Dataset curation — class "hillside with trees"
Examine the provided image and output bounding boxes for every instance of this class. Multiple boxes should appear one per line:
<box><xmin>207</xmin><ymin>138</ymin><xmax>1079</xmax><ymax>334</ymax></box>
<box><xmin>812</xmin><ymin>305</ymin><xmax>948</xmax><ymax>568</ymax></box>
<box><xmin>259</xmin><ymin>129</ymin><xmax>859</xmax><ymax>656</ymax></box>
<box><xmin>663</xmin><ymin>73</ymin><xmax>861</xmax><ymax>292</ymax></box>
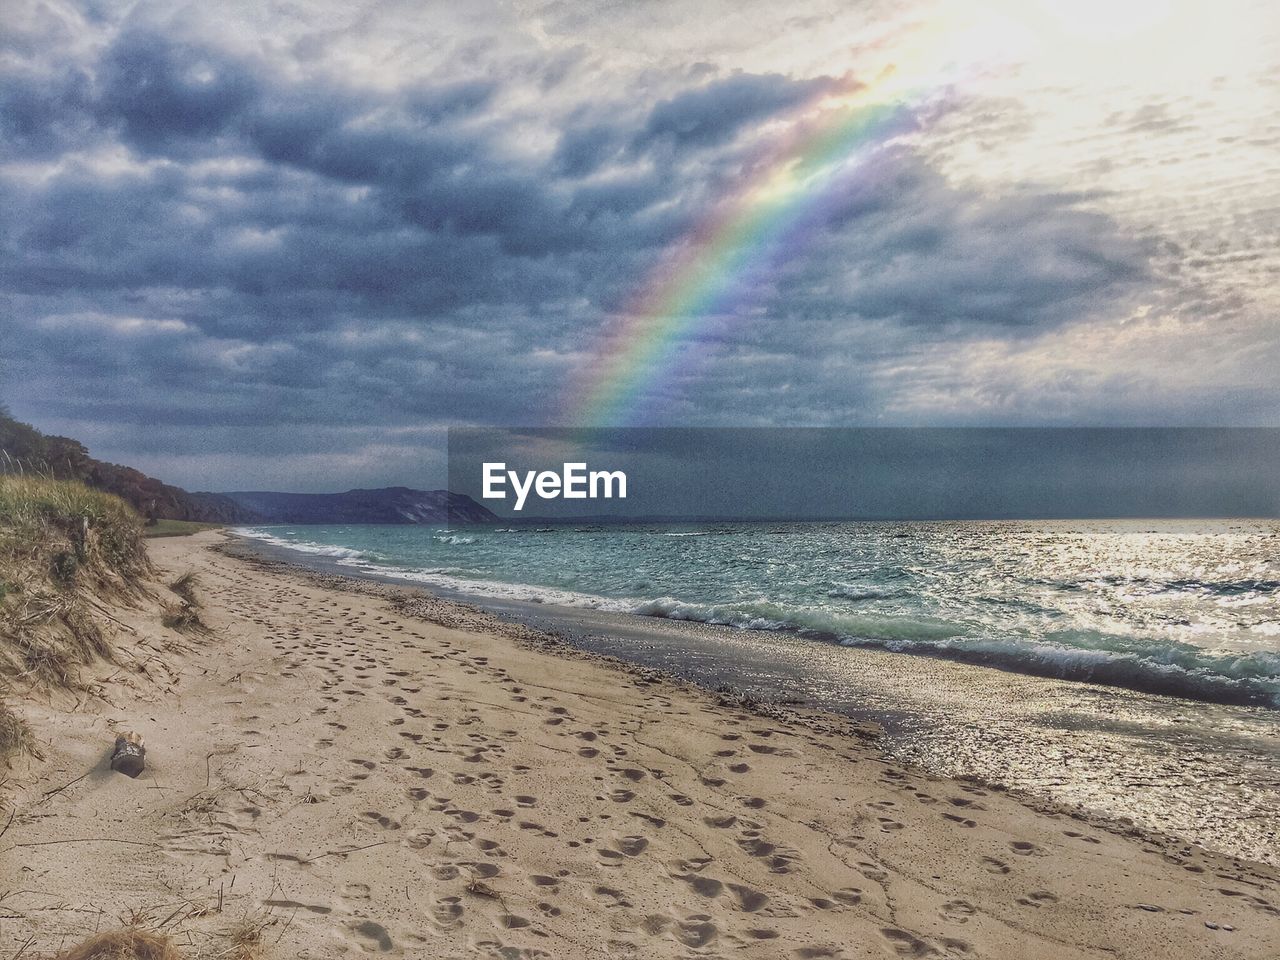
<box><xmin>0</xmin><ymin>408</ymin><xmax>253</xmax><ymax>523</ymax></box>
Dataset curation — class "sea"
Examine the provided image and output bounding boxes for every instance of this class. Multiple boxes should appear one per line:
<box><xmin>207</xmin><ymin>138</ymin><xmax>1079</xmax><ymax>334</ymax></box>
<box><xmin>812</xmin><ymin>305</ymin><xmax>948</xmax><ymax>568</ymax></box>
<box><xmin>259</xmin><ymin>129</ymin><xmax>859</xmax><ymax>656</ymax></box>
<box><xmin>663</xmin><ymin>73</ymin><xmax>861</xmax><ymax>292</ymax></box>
<box><xmin>235</xmin><ymin>519</ymin><xmax>1280</xmax><ymax>863</ymax></box>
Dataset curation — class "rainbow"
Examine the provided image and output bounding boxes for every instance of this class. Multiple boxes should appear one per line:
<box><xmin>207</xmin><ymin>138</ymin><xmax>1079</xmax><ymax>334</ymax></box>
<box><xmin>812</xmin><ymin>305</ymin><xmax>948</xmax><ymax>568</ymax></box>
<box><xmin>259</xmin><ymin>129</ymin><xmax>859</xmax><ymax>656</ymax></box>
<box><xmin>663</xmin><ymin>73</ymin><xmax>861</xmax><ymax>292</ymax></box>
<box><xmin>562</xmin><ymin>16</ymin><xmax>997</xmax><ymax>427</ymax></box>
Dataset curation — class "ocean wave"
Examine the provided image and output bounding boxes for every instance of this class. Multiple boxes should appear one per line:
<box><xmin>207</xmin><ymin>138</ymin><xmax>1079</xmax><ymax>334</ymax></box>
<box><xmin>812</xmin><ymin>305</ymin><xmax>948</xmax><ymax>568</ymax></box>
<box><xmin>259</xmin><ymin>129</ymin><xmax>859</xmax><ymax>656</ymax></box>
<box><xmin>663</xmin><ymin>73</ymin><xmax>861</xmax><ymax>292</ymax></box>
<box><xmin>630</xmin><ymin>595</ymin><xmax>1280</xmax><ymax>707</ymax></box>
<box><xmin>234</xmin><ymin>527</ymin><xmax>375</xmax><ymax>561</ymax></box>
<box><xmin>838</xmin><ymin>635</ymin><xmax>1280</xmax><ymax>707</ymax></box>
<box><xmin>339</xmin><ymin>562</ymin><xmax>637</xmax><ymax>613</ymax></box>
<box><xmin>1080</xmin><ymin>575</ymin><xmax>1280</xmax><ymax>597</ymax></box>
<box><xmin>1161</xmin><ymin>577</ymin><xmax>1280</xmax><ymax>597</ymax></box>
<box><xmin>633</xmin><ymin>597</ymin><xmax>964</xmax><ymax>643</ymax></box>
<box><xmin>661</xmin><ymin>528</ymin><xmax>742</xmax><ymax>537</ymax></box>
<box><xmin>826</xmin><ymin>586</ymin><xmax>902</xmax><ymax>601</ymax></box>
<box><xmin>432</xmin><ymin>533</ymin><xmax>476</xmax><ymax>545</ymax></box>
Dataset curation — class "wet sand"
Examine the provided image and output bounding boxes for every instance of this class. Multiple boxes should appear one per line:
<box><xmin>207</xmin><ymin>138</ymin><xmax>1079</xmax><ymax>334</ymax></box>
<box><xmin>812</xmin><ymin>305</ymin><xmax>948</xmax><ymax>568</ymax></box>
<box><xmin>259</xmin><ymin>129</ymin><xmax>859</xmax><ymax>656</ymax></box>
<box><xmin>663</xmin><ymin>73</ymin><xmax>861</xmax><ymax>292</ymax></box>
<box><xmin>4</xmin><ymin>531</ymin><xmax>1279</xmax><ymax>958</ymax></box>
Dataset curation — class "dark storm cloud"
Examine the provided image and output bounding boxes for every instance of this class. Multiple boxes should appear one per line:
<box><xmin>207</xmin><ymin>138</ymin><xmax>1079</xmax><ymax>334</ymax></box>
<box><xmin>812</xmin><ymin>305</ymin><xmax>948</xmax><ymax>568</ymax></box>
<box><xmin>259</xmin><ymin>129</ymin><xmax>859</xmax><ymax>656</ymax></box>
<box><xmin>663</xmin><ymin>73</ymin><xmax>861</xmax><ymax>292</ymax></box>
<box><xmin>551</xmin><ymin>71</ymin><xmax>835</xmax><ymax>177</ymax></box>
<box><xmin>780</xmin><ymin>157</ymin><xmax>1151</xmax><ymax>328</ymax></box>
<box><xmin>633</xmin><ymin>72</ymin><xmax>834</xmax><ymax>153</ymax></box>
<box><xmin>0</xmin><ymin>9</ymin><xmax>1166</xmax><ymax>487</ymax></box>
<box><xmin>98</xmin><ymin>31</ymin><xmax>262</xmax><ymax>151</ymax></box>
<box><xmin>0</xmin><ymin>61</ymin><xmax>95</xmax><ymax>158</ymax></box>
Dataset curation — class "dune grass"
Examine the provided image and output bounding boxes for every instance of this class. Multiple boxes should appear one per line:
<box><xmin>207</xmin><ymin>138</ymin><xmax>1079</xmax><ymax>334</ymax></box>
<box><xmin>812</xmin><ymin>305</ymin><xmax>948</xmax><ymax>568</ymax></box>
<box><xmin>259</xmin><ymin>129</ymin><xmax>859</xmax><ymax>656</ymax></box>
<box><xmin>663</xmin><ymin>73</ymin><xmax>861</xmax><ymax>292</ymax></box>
<box><xmin>46</xmin><ymin>915</ymin><xmax>269</xmax><ymax>960</ymax></box>
<box><xmin>0</xmin><ymin>695</ymin><xmax>38</xmax><ymax>762</ymax></box>
<box><xmin>161</xmin><ymin>601</ymin><xmax>208</xmax><ymax>634</ymax></box>
<box><xmin>169</xmin><ymin>572</ymin><xmax>201</xmax><ymax>607</ymax></box>
<box><xmin>144</xmin><ymin>519</ymin><xmax>222</xmax><ymax>539</ymax></box>
<box><xmin>161</xmin><ymin>572</ymin><xmax>209</xmax><ymax>634</ymax></box>
<box><xmin>0</xmin><ymin>475</ymin><xmax>150</xmax><ymax>582</ymax></box>
<box><xmin>0</xmin><ymin>475</ymin><xmax>152</xmax><ymax>690</ymax></box>
<box><xmin>205</xmin><ymin>914</ymin><xmax>271</xmax><ymax>960</ymax></box>
<box><xmin>53</xmin><ymin>928</ymin><xmax>181</xmax><ymax>960</ymax></box>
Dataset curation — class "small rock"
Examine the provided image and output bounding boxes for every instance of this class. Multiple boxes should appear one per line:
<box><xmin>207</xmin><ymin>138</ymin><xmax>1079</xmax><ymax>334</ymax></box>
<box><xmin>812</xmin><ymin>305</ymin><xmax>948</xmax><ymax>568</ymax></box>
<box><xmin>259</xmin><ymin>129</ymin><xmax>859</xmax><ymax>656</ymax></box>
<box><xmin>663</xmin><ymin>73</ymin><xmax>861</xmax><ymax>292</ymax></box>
<box><xmin>110</xmin><ymin>731</ymin><xmax>146</xmax><ymax>778</ymax></box>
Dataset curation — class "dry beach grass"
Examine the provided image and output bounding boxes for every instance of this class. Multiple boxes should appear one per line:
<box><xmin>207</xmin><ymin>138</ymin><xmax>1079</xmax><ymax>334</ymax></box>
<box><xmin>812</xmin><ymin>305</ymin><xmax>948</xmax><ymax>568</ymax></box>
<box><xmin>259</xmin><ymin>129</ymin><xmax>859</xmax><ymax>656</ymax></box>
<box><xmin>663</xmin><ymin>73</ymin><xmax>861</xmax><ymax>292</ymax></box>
<box><xmin>0</xmin><ymin>475</ymin><xmax>152</xmax><ymax>689</ymax></box>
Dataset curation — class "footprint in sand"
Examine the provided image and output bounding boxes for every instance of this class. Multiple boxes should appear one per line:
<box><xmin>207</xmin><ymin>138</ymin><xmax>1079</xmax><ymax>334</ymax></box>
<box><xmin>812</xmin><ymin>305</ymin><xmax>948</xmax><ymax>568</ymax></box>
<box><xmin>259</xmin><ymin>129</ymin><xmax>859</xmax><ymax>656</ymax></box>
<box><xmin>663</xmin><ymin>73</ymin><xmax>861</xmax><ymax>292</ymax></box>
<box><xmin>592</xmin><ymin>885</ymin><xmax>634</xmax><ymax>908</ymax></box>
<box><xmin>431</xmin><ymin>896</ymin><xmax>464</xmax><ymax>929</ymax></box>
<box><xmin>672</xmin><ymin>917</ymin><xmax>718</xmax><ymax>949</ymax></box>
<box><xmin>613</xmin><ymin>835</ymin><xmax>649</xmax><ymax>856</ymax></box>
<box><xmin>675</xmin><ymin>872</ymin><xmax>724</xmax><ymax>898</ymax></box>
<box><xmin>857</xmin><ymin>862</ymin><xmax>889</xmax><ymax>883</ymax></box>
<box><xmin>728</xmin><ymin>884</ymin><xmax>770</xmax><ymax>912</ymax></box>
<box><xmin>880</xmin><ymin>928</ymin><xmax>937</xmax><ymax>958</ymax></box>
<box><xmin>350</xmin><ymin>920</ymin><xmax>393</xmax><ymax>952</ymax></box>
<box><xmin>1017</xmin><ymin>890</ymin><xmax>1059</xmax><ymax>908</ymax></box>
<box><xmin>941</xmin><ymin>899</ymin><xmax>976</xmax><ymax>922</ymax></box>
<box><xmin>1064</xmin><ymin>830</ymin><xmax>1101</xmax><ymax>845</ymax></box>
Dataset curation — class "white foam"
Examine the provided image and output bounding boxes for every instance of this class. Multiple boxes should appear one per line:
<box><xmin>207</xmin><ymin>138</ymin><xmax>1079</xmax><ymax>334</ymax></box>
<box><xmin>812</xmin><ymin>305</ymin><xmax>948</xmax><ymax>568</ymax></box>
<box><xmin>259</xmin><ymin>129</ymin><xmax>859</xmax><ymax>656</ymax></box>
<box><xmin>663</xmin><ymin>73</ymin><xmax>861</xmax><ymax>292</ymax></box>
<box><xmin>234</xmin><ymin>527</ymin><xmax>371</xmax><ymax>560</ymax></box>
<box><xmin>351</xmin><ymin>561</ymin><xmax>637</xmax><ymax>613</ymax></box>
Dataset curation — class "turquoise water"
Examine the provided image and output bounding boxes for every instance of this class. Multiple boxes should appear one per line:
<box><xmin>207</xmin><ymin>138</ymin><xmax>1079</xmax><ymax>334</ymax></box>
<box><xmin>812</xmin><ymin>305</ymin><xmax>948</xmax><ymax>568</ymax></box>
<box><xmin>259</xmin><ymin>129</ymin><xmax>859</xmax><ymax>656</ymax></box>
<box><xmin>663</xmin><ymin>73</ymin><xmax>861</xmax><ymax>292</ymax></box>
<box><xmin>237</xmin><ymin>519</ymin><xmax>1280</xmax><ymax>706</ymax></box>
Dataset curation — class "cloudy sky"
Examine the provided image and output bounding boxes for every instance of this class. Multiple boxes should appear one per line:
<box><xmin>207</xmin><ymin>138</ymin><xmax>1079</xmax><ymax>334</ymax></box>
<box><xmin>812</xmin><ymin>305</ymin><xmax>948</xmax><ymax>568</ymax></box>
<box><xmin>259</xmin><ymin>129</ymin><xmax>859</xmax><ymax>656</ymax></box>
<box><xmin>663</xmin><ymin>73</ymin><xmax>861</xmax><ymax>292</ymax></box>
<box><xmin>2</xmin><ymin>0</ymin><xmax>1278</xmax><ymax>490</ymax></box>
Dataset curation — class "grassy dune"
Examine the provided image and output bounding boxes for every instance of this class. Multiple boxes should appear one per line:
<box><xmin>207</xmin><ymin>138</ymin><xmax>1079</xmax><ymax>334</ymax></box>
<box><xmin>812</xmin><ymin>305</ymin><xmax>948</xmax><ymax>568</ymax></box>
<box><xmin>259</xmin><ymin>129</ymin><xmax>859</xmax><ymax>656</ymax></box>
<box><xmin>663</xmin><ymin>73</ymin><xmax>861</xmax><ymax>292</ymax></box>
<box><xmin>0</xmin><ymin>479</ymin><xmax>244</xmax><ymax>957</ymax></box>
<box><xmin>0</xmin><ymin>475</ymin><xmax>153</xmax><ymax>760</ymax></box>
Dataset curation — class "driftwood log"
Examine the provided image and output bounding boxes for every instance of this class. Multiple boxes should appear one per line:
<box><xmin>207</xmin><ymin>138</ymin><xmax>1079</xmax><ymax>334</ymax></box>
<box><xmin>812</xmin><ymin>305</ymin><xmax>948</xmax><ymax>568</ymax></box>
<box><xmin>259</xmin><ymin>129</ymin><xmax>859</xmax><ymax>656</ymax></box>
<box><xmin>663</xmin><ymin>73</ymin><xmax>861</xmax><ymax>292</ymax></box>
<box><xmin>110</xmin><ymin>731</ymin><xmax>146</xmax><ymax>778</ymax></box>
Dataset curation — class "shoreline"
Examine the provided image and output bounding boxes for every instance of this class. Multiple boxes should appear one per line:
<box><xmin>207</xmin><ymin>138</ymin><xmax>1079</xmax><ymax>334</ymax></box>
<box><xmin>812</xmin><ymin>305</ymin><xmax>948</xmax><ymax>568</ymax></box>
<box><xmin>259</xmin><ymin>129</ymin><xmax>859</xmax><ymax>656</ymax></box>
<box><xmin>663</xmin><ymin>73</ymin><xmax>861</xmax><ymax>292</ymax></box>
<box><xmin>224</xmin><ymin>531</ymin><xmax>1280</xmax><ymax>868</ymax></box>
<box><xmin>230</xmin><ymin>522</ymin><xmax>1280</xmax><ymax>711</ymax></box>
<box><xmin>5</xmin><ymin>530</ymin><xmax>1278</xmax><ymax>958</ymax></box>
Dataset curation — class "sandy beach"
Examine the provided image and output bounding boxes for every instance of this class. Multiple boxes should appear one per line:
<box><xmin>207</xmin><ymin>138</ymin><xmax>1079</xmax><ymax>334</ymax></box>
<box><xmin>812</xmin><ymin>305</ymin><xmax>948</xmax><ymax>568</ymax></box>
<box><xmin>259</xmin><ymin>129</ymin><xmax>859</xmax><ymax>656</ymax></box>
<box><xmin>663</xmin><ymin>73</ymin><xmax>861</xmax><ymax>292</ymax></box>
<box><xmin>4</xmin><ymin>530</ymin><xmax>1278</xmax><ymax>959</ymax></box>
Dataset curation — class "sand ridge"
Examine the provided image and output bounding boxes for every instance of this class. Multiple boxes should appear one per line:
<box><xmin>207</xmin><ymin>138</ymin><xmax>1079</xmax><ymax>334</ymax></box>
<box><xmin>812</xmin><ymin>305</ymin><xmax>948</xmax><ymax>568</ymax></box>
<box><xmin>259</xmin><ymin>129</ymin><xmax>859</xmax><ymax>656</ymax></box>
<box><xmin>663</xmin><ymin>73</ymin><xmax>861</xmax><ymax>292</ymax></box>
<box><xmin>3</xmin><ymin>531</ymin><xmax>1278</xmax><ymax>958</ymax></box>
